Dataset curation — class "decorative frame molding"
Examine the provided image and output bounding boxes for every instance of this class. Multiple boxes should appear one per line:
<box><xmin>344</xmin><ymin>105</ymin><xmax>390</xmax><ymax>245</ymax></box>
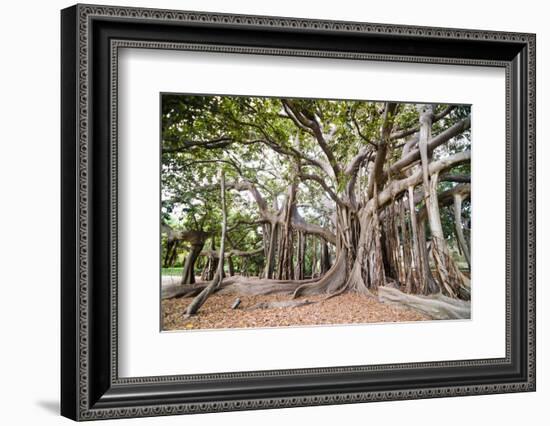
<box><xmin>61</xmin><ymin>3</ymin><xmax>535</xmax><ymax>421</ymax></box>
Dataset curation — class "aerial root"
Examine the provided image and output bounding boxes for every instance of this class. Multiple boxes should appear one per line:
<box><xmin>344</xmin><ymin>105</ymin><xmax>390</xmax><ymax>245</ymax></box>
<box><xmin>377</xmin><ymin>286</ymin><xmax>471</xmax><ymax>320</ymax></box>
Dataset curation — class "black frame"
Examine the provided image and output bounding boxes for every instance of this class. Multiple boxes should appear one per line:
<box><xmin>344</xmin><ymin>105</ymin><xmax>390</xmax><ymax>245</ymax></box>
<box><xmin>61</xmin><ymin>4</ymin><xmax>536</xmax><ymax>421</ymax></box>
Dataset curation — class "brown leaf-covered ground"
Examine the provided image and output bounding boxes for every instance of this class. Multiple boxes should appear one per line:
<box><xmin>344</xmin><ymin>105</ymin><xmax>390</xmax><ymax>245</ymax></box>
<box><xmin>162</xmin><ymin>293</ymin><xmax>430</xmax><ymax>331</ymax></box>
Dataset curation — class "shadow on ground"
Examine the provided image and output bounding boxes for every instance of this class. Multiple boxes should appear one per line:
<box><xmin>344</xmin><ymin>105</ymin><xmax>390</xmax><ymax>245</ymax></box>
<box><xmin>36</xmin><ymin>400</ymin><xmax>59</xmax><ymax>415</ymax></box>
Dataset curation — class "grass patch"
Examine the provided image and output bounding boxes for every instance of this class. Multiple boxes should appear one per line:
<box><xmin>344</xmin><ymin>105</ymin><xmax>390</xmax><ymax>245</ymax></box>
<box><xmin>162</xmin><ymin>267</ymin><xmax>183</xmax><ymax>276</ymax></box>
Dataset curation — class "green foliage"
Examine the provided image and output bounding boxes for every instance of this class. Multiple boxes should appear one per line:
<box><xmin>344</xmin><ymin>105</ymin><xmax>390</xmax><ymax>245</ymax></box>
<box><xmin>161</xmin><ymin>95</ymin><xmax>471</xmax><ymax>275</ymax></box>
<box><xmin>162</xmin><ymin>267</ymin><xmax>183</xmax><ymax>276</ymax></box>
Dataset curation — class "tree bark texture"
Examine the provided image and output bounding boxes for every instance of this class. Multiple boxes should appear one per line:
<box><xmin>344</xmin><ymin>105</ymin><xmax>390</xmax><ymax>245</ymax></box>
<box><xmin>184</xmin><ymin>170</ymin><xmax>228</xmax><ymax>316</ymax></box>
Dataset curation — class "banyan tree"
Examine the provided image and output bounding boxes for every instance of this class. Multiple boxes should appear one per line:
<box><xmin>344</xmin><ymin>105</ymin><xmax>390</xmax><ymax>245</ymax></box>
<box><xmin>161</xmin><ymin>95</ymin><xmax>472</xmax><ymax>318</ymax></box>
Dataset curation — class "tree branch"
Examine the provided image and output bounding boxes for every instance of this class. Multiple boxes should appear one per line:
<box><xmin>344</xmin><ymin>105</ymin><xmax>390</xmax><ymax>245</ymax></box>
<box><xmin>417</xmin><ymin>183</ymin><xmax>471</xmax><ymax>222</ymax></box>
<box><xmin>343</xmin><ymin>147</ymin><xmax>373</xmax><ymax>207</ymax></box>
<box><xmin>367</xmin><ymin>102</ymin><xmax>398</xmax><ymax>199</ymax></box>
<box><xmin>282</xmin><ymin>102</ymin><xmax>315</xmax><ymax>135</ymax></box>
<box><xmin>201</xmin><ymin>247</ymin><xmax>265</xmax><ymax>258</ymax></box>
<box><xmin>226</xmin><ymin>219</ymin><xmax>264</xmax><ymax>233</ymax></box>
<box><xmin>180</xmin><ymin>159</ymin><xmax>243</xmax><ymax>176</ymax></box>
<box><xmin>227</xmin><ymin>180</ymin><xmax>337</xmax><ymax>244</ymax></box>
<box><xmin>350</xmin><ymin>107</ymin><xmax>378</xmax><ymax>147</ymax></box>
<box><xmin>370</xmin><ymin>150</ymin><xmax>471</xmax><ymax>212</ymax></box>
<box><xmin>385</xmin><ymin>116</ymin><xmax>471</xmax><ymax>178</ymax></box>
<box><xmin>389</xmin><ymin>105</ymin><xmax>456</xmax><ymax>140</ymax></box>
<box><xmin>299</xmin><ymin>172</ymin><xmax>347</xmax><ymax>207</ymax></box>
<box><xmin>289</xmin><ymin>209</ymin><xmax>336</xmax><ymax>244</ymax></box>
<box><xmin>282</xmin><ymin>99</ymin><xmax>341</xmax><ymax>178</ymax></box>
<box><xmin>225</xmin><ymin>180</ymin><xmax>269</xmax><ymax>214</ymax></box>
<box><xmin>162</xmin><ymin>136</ymin><xmax>234</xmax><ymax>152</ymax></box>
<box><xmin>440</xmin><ymin>174</ymin><xmax>471</xmax><ymax>183</ymax></box>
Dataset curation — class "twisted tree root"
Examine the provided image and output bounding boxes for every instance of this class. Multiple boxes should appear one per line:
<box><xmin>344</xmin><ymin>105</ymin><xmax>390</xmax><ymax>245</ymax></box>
<box><xmin>377</xmin><ymin>286</ymin><xmax>470</xmax><ymax>320</ymax></box>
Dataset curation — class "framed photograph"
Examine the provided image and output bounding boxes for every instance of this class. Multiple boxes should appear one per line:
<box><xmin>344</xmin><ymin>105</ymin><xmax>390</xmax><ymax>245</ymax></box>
<box><xmin>61</xmin><ymin>4</ymin><xmax>536</xmax><ymax>421</ymax></box>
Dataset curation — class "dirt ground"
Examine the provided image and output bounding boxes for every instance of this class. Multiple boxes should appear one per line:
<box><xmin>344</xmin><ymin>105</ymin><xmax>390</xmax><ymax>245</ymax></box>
<box><xmin>162</xmin><ymin>293</ymin><xmax>430</xmax><ymax>331</ymax></box>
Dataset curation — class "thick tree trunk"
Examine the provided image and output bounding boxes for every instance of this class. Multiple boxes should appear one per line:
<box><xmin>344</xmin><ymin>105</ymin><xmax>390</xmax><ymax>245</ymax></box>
<box><xmin>382</xmin><ymin>201</ymin><xmax>403</xmax><ymax>284</ymax></box>
<box><xmin>228</xmin><ymin>256</ymin><xmax>235</xmax><ymax>276</ymax></box>
<box><xmin>262</xmin><ymin>223</ymin><xmax>270</xmax><ymax>254</ymax></box>
<box><xmin>163</xmin><ymin>241</ymin><xmax>175</xmax><ymax>268</ymax></box>
<box><xmin>418</xmin><ymin>105</ymin><xmax>434</xmax><ymax>197</ymax></box>
<box><xmin>289</xmin><ymin>151</ymin><xmax>470</xmax><ymax>300</ymax></box>
<box><xmin>204</xmin><ymin>257</ymin><xmax>215</xmax><ymax>280</ymax></box>
<box><xmin>425</xmin><ymin>172</ymin><xmax>470</xmax><ymax>299</ymax></box>
<box><xmin>241</xmin><ymin>257</ymin><xmax>249</xmax><ymax>276</ymax></box>
<box><xmin>167</xmin><ymin>241</ymin><xmax>179</xmax><ymax>267</ymax></box>
<box><xmin>311</xmin><ymin>236</ymin><xmax>318</xmax><ymax>278</ymax></box>
<box><xmin>180</xmin><ymin>242</ymin><xmax>204</xmax><ymax>284</ymax></box>
<box><xmin>264</xmin><ymin>222</ymin><xmax>278</xmax><ymax>279</ymax></box>
<box><xmin>294</xmin><ymin>231</ymin><xmax>306</xmax><ymax>280</ymax></box>
<box><xmin>184</xmin><ymin>170</ymin><xmax>228</xmax><ymax>316</ymax></box>
<box><xmin>320</xmin><ymin>239</ymin><xmax>331</xmax><ymax>274</ymax></box>
<box><xmin>292</xmin><ymin>250</ymin><xmax>348</xmax><ymax>297</ymax></box>
<box><xmin>200</xmin><ymin>263</ymin><xmax>208</xmax><ymax>281</ymax></box>
<box><xmin>203</xmin><ymin>237</ymin><xmax>218</xmax><ymax>281</ymax></box>
<box><xmin>398</xmin><ymin>197</ymin><xmax>413</xmax><ymax>292</ymax></box>
<box><xmin>277</xmin><ymin>185</ymin><xmax>296</xmax><ymax>280</ymax></box>
<box><xmin>407</xmin><ymin>186</ymin><xmax>424</xmax><ymax>294</ymax></box>
<box><xmin>293</xmin><ymin>200</ymin><xmax>384</xmax><ymax>298</ymax></box>
<box><xmin>418</xmin><ymin>218</ymin><xmax>439</xmax><ymax>294</ymax></box>
<box><xmin>354</xmin><ymin>189</ymin><xmax>387</xmax><ymax>292</ymax></box>
<box><xmin>258</xmin><ymin>224</ymin><xmax>269</xmax><ymax>279</ymax></box>
<box><xmin>415</xmin><ymin>105</ymin><xmax>469</xmax><ymax>300</ymax></box>
<box><xmin>453</xmin><ymin>193</ymin><xmax>471</xmax><ymax>268</ymax></box>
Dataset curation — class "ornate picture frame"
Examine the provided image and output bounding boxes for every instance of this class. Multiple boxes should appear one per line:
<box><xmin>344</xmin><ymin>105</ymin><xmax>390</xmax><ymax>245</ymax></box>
<box><xmin>61</xmin><ymin>4</ymin><xmax>535</xmax><ymax>420</ymax></box>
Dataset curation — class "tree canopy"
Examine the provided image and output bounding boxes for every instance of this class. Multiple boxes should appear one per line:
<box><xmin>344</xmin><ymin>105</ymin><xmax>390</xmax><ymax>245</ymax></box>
<box><xmin>161</xmin><ymin>94</ymin><xmax>471</xmax><ymax>317</ymax></box>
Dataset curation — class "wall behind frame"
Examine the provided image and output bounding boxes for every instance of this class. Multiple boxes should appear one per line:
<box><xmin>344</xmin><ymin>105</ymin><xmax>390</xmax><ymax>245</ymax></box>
<box><xmin>0</xmin><ymin>0</ymin><xmax>545</xmax><ymax>425</ymax></box>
